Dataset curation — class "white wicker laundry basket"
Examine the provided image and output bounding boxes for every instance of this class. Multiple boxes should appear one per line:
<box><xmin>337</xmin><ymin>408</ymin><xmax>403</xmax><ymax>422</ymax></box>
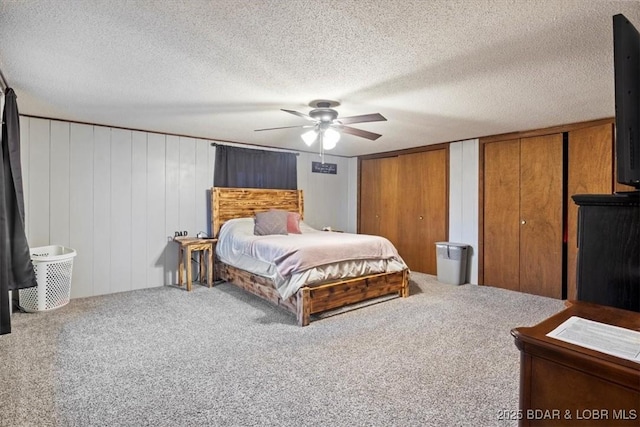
<box><xmin>19</xmin><ymin>245</ymin><xmax>77</xmax><ymax>312</ymax></box>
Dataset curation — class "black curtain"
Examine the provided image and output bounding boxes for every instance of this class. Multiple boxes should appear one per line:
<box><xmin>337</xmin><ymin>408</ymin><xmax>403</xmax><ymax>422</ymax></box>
<box><xmin>213</xmin><ymin>145</ymin><xmax>297</xmax><ymax>189</ymax></box>
<box><xmin>1</xmin><ymin>88</ymin><xmax>37</xmax><ymax>335</ymax></box>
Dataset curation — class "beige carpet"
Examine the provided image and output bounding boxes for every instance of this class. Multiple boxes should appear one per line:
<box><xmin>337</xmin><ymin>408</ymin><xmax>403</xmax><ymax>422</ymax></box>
<box><xmin>0</xmin><ymin>273</ymin><xmax>565</xmax><ymax>427</ymax></box>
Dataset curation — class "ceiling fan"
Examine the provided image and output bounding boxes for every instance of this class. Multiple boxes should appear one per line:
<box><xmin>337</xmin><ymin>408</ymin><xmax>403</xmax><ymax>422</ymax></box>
<box><xmin>254</xmin><ymin>100</ymin><xmax>386</xmax><ymax>150</ymax></box>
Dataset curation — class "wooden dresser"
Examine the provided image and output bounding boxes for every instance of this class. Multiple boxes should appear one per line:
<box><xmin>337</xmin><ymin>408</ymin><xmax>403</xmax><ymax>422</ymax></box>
<box><xmin>511</xmin><ymin>301</ymin><xmax>640</xmax><ymax>426</ymax></box>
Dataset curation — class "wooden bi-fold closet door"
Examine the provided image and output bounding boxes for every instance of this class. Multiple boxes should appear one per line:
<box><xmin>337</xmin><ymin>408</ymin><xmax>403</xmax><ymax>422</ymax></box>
<box><xmin>396</xmin><ymin>150</ymin><xmax>447</xmax><ymax>274</ymax></box>
<box><xmin>359</xmin><ymin>156</ymin><xmax>399</xmax><ymax>244</ymax></box>
<box><xmin>483</xmin><ymin>134</ymin><xmax>563</xmax><ymax>298</ymax></box>
<box><xmin>359</xmin><ymin>148</ymin><xmax>448</xmax><ymax>275</ymax></box>
<box><xmin>519</xmin><ymin>134</ymin><xmax>564</xmax><ymax>298</ymax></box>
<box><xmin>483</xmin><ymin>139</ymin><xmax>521</xmax><ymax>292</ymax></box>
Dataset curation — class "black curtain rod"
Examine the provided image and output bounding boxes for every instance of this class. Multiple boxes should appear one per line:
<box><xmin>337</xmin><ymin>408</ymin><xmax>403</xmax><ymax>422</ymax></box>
<box><xmin>210</xmin><ymin>142</ymin><xmax>299</xmax><ymax>156</ymax></box>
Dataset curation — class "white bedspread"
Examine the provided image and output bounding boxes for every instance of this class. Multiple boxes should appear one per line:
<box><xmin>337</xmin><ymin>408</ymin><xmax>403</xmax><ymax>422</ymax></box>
<box><xmin>216</xmin><ymin>218</ymin><xmax>408</xmax><ymax>299</ymax></box>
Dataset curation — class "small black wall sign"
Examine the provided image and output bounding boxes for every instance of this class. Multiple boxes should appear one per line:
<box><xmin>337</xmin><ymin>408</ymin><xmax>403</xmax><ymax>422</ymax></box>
<box><xmin>312</xmin><ymin>161</ymin><xmax>337</xmax><ymax>174</ymax></box>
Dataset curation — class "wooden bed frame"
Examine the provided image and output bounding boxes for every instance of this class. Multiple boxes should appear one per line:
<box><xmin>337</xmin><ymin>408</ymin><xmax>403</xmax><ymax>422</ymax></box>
<box><xmin>211</xmin><ymin>187</ymin><xmax>409</xmax><ymax>326</ymax></box>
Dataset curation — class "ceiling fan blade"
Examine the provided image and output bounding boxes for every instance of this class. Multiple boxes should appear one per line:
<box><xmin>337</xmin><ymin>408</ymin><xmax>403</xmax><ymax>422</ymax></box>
<box><xmin>336</xmin><ymin>113</ymin><xmax>386</xmax><ymax>125</ymax></box>
<box><xmin>254</xmin><ymin>125</ymin><xmax>312</xmax><ymax>132</ymax></box>
<box><xmin>281</xmin><ymin>109</ymin><xmax>316</xmax><ymax>122</ymax></box>
<box><xmin>337</xmin><ymin>125</ymin><xmax>382</xmax><ymax>141</ymax></box>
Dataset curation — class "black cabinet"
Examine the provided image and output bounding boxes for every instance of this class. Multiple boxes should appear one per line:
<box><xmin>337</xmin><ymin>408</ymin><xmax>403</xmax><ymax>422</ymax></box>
<box><xmin>572</xmin><ymin>193</ymin><xmax>640</xmax><ymax>312</ymax></box>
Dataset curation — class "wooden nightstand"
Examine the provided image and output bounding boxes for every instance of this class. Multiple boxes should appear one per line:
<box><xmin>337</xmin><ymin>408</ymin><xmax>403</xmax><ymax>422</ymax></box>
<box><xmin>174</xmin><ymin>237</ymin><xmax>217</xmax><ymax>291</ymax></box>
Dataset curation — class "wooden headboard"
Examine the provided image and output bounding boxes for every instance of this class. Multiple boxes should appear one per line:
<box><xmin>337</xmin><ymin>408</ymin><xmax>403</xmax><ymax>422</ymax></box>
<box><xmin>211</xmin><ymin>187</ymin><xmax>304</xmax><ymax>237</ymax></box>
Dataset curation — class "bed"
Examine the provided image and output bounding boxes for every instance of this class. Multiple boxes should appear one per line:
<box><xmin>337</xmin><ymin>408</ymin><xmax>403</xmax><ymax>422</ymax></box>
<box><xmin>211</xmin><ymin>186</ymin><xmax>409</xmax><ymax>326</ymax></box>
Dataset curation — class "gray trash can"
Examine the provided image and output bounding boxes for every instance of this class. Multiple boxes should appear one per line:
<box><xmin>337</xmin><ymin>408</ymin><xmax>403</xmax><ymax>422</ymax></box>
<box><xmin>435</xmin><ymin>242</ymin><xmax>469</xmax><ymax>285</ymax></box>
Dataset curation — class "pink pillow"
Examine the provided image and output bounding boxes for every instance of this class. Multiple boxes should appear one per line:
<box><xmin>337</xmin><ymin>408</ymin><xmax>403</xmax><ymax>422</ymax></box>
<box><xmin>287</xmin><ymin>212</ymin><xmax>302</xmax><ymax>234</ymax></box>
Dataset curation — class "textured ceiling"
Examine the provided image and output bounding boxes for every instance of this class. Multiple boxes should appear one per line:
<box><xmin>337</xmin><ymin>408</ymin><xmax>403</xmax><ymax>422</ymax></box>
<box><xmin>1</xmin><ymin>0</ymin><xmax>639</xmax><ymax>157</ymax></box>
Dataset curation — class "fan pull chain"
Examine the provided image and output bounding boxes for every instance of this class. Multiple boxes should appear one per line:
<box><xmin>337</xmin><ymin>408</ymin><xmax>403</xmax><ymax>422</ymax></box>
<box><xmin>319</xmin><ymin>133</ymin><xmax>325</xmax><ymax>164</ymax></box>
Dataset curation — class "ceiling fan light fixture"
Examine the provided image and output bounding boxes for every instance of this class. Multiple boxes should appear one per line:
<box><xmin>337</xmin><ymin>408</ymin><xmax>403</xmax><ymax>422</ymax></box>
<box><xmin>257</xmin><ymin>102</ymin><xmax>385</xmax><ymax>149</ymax></box>
<box><xmin>301</xmin><ymin>129</ymin><xmax>318</xmax><ymax>146</ymax></box>
<box><xmin>322</xmin><ymin>128</ymin><xmax>340</xmax><ymax>150</ymax></box>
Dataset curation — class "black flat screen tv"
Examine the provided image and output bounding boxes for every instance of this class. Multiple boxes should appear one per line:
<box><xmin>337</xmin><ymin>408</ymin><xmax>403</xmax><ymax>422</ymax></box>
<box><xmin>613</xmin><ymin>14</ymin><xmax>640</xmax><ymax>190</ymax></box>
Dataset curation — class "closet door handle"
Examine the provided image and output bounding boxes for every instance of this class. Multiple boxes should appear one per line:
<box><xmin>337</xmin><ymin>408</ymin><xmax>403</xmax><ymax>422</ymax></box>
<box><xmin>419</xmin><ymin>216</ymin><xmax>424</xmax><ymax>220</ymax></box>
<box><xmin>521</xmin><ymin>220</ymin><xmax>526</xmax><ymax>225</ymax></box>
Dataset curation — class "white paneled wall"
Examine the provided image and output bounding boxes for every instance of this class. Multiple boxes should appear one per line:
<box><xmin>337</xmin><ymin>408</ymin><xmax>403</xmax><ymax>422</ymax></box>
<box><xmin>297</xmin><ymin>152</ymin><xmax>354</xmax><ymax>233</ymax></box>
<box><xmin>146</xmin><ymin>133</ymin><xmax>167</xmax><ymax>289</ymax></box>
<box><xmin>131</xmin><ymin>131</ymin><xmax>148</xmax><ymax>291</ymax></box>
<box><xmin>20</xmin><ymin>118</ymin><xmax>215</xmax><ymax>298</ymax></box>
<box><xmin>27</xmin><ymin>119</ymin><xmax>50</xmax><ymax>245</ymax></box>
<box><xmin>50</xmin><ymin>121</ymin><xmax>70</xmax><ymax>247</ymax></box>
<box><xmin>448</xmin><ymin>139</ymin><xmax>479</xmax><ymax>284</ymax></box>
<box><xmin>20</xmin><ymin>117</ymin><xmax>354</xmax><ymax>298</ymax></box>
<box><xmin>70</xmin><ymin>124</ymin><xmax>94</xmax><ymax>297</ymax></box>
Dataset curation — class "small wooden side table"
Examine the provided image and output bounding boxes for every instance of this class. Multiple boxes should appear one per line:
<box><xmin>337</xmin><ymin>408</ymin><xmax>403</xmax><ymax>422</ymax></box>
<box><xmin>174</xmin><ymin>237</ymin><xmax>217</xmax><ymax>291</ymax></box>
